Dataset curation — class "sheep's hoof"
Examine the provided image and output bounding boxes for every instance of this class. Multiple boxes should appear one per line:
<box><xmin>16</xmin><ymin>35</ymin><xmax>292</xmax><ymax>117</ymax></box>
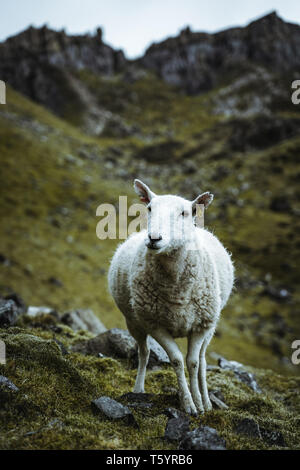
<box><xmin>203</xmin><ymin>400</ymin><xmax>213</xmax><ymax>411</ymax></box>
<box><xmin>182</xmin><ymin>399</ymin><xmax>198</xmax><ymax>416</ymax></box>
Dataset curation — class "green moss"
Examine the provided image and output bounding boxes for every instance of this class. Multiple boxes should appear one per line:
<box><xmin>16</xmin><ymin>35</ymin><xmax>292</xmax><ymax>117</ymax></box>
<box><xmin>0</xmin><ymin>325</ymin><xmax>299</xmax><ymax>449</ymax></box>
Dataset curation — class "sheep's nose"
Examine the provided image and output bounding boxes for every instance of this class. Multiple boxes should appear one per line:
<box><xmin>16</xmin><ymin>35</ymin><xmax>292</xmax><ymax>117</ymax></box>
<box><xmin>148</xmin><ymin>234</ymin><xmax>162</xmax><ymax>241</ymax></box>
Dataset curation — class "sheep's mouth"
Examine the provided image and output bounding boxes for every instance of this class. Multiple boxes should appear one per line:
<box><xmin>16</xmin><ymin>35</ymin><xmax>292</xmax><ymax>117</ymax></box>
<box><xmin>146</xmin><ymin>241</ymin><xmax>161</xmax><ymax>250</ymax></box>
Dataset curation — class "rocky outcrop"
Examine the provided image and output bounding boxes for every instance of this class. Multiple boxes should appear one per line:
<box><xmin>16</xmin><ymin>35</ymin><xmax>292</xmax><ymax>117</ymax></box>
<box><xmin>0</xmin><ymin>25</ymin><xmax>126</xmax><ymax>116</ymax></box>
<box><xmin>141</xmin><ymin>12</ymin><xmax>300</xmax><ymax>93</ymax></box>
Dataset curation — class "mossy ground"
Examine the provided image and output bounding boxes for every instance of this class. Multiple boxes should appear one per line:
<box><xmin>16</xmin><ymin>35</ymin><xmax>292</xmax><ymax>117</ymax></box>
<box><xmin>0</xmin><ymin>71</ymin><xmax>299</xmax><ymax>448</ymax></box>
<box><xmin>0</xmin><ymin>316</ymin><xmax>299</xmax><ymax>450</ymax></box>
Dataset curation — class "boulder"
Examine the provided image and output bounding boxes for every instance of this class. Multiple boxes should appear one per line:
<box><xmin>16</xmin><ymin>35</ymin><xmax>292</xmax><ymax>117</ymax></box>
<box><xmin>164</xmin><ymin>416</ymin><xmax>190</xmax><ymax>441</ymax></box>
<box><xmin>72</xmin><ymin>328</ymin><xmax>170</xmax><ymax>367</ymax></box>
<box><xmin>91</xmin><ymin>396</ymin><xmax>138</xmax><ymax>427</ymax></box>
<box><xmin>218</xmin><ymin>356</ymin><xmax>261</xmax><ymax>393</ymax></box>
<box><xmin>234</xmin><ymin>418</ymin><xmax>262</xmax><ymax>439</ymax></box>
<box><xmin>179</xmin><ymin>426</ymin><xmax>226</xmax><ymax>450</ymax></box>
<box><xmin>61</xmin><ymin>309</ymin><xmax>106</xmax><ymax>335</ymax></box>
<box><xmin>0</xmin><ymin>375</ymin><xmax>19</xmax><ymax>392</ymax></box>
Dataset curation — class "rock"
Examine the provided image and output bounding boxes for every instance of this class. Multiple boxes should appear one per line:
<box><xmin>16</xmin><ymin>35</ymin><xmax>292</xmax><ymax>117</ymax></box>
<box><xmin>218</xmin><ymin>356</ymin><xmax>261</xmax><ymax>393</ymax></box>
<box><xmin>164</xmin><ymin>407</ymin><xmax>187</xmax><ymax>420</ymax></box>
<box><xmin>48</xmin><ymin>276</ymin><xmax>63</xmax><ymax>287</ymax></box>
<box><xmin>165</xmin><ymin>416</ymin><xmax>190</xmax><ymax>441</ymax></box>
<box><xmin>147</xmin><ymin>336</ymin><xmax>170</xmax><ymax>366</ymax></box>
<box><xmin>209</xmin><ymin>391</ymin><xmax>228</xmax><ymax>409</ymax></box>
<box><xmin>141</xmin><ymin>12</ymin><xmax>300</xmax><ymax>95</ymax></box>
<box><xmin>234</xmin><ymin>418</ymin><xmax>262</xmax><ymax>439</ymax></box>
<box><xmin>119</xmin><ymin>392</ymin><xmax>154</xmax><ymax>410</ymax></box>
<box><xmin>0</xmin><ymin>25</ymin><xmax>126</xmax><ymax>118</ymax></box>
<box><xmin>27</xmin><ymin>306</ymin><xmax>57</xmax><ymax>317</ymax></box>
<box><xmin>179</xmin><ymin>426</ymin><xmax>226</xmax><ymax>450</ymax></box>
<box><xmin>72</xmin><ymin>328</ymin><xmax>170</xmax><ymax>367</ymax></box>
<box><xmin>4</xmin><ymin>293</ymin><xmax>26</xmax><ymax>314</ymax></box>
<box><xmin>61</xmin><ymin>309</ymin><xmax>106</xmax><ymax>335</ymax></box>
<box><xmin>0</xmin><ymin>375</ymin><xmax>19</xmax><ymax>392</ymax></box>
<box><xmin>91</xmin><ymin>396</ymin><xmax>138</xmax><ymax>427</ymax></box>
<box><xmin>260</xmin><ymin>428</ymin><xmax>286</xmax><ymax>447</ymax></box>
<box><xmin>0</xmin><ymin>299</ymin><xmax>20</xmax><ymax>326</ymax></box>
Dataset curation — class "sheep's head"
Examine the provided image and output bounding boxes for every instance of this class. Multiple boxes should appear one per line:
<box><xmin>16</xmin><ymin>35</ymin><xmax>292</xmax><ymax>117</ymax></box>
<box><xmin>134</xmin><ymin>179</ymin><xmax>213</xmax><ymax>254</ymax></box>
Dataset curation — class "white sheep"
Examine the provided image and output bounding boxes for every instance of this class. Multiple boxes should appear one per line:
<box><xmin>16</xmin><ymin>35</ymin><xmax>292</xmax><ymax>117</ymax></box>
<box><xmin>108</xmin><ymin>179</ymin><xmax>234</xmax><ymax>414</ymax></box>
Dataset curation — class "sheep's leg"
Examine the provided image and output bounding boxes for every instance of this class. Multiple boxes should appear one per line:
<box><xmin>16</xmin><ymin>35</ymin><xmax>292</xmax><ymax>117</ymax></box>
<box><xmin>198</xmin><ymin>330</ymin><xmax>214</xmax><ymax>411</ymax></box>
<box><xmin>152</xmin><ymin>328</ymin><xmax>197</xmax><ymax>416</ymax></box>
<box><xmin>133</xmin><ymin>337</ymin><xmax>150</xmax><ymax>393</ymax></box>
<box><xmin>187</xmin><ymin>332</ymin><xmax>206</xmax><ymax>413</ymax></box>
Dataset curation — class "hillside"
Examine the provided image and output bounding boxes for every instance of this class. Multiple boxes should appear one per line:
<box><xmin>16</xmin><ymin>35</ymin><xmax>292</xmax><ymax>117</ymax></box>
<box><xmin>0</xmin><ymin>11</ymin><xmax>300</xmax><ymax>450</ymax></box>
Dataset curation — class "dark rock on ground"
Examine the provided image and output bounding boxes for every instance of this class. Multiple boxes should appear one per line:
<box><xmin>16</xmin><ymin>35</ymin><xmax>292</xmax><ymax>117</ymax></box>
<box><xmin>234</xmin><ymin>418</ymin><xmax>262</xmax><ymax>439</ymax></box>
<box><xmin>4</xmin><ymin>293</ymin><xmax>27</xmax><ymax>314</ymax></box>
<box><xmin>164</xmin><ymin>407</ymin><xmax>187</xmax><ymax>420</ymax></box>
<box><xmin>0</xmin><ymin>375</ymin><xmax>19</xmax><ymax>392</ymax></box>
<box><xmin>260</xmin><ymin>428</ymin><xmax>286</xmax><ymax>447</ymax></box>
<box><xmin>164</xmin><ymin>416</ymin><xmax>190</xmax><ymax>441</ymax></box>
<box><xmin>119</xmin><ymin>392</ymin><xmax>154</xmax><ymax>409</ymax></box>
<box><xmin>91</xmin><ymin>396</ymin><xmax>138</xmax><ymax>427</ymax></box>
<box><xmin>48</xmin><ymin>276</ymin><xmax>64</xmax><ymax>287</ymax></box>
<box><xmin>0</xmin><ymin>298</ymin><xmax>20</xmax><ymax>327</ymax></box>
<box><xmin>61</xmin><ymin>309</ymin><xmax>106</xmax><ymax>335</ymax></box>
<box><xmin>179</xmin><ymin>426</ymin><xmax>226</xmax><ymax>450</ymax></box>
<box><xmin>72</xmin><ymin>328</ymin><xmax>170</xmax><ymax>368</ymax></box>
<box><xmin>218</xmin><ymin>356</ymin><xmax>261</xmax><ymax>393</ymax></box>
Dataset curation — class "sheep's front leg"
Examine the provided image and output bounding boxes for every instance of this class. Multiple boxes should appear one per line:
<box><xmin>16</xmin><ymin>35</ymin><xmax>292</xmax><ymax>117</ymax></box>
<box><xmin>187</xmin><ymin>332</ymin><xmax>206</xmax><ymax>413</ymax></box>
<box><xmin>198</xmin><ymin>330</ymin><xmax>214</xmax><ymax>411</ymax></box>
<box><xmin>133</xmin><ymin>337</ymin><xmax>150</xmax><ymax>393</ymax></box>
<box><xmin>152</xmin><ymin>328</ymin><xmax>197</xmax><ymax>416</ymax></box>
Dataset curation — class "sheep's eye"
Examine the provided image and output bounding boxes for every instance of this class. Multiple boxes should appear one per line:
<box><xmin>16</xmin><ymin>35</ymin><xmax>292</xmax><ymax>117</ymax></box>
<box><xmin>182</xmin><ymin>210</ymin><xmax>188</xmax><ymax>217</ymax></box>
<box><xmin>148</xmin><ymin>206</ymin><xmax>151</xmax><ymax>212</ymax></box>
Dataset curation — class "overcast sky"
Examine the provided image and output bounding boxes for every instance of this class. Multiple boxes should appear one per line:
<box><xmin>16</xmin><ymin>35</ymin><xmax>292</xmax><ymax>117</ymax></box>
<box><xmin>0</xmin><ymin>0</ymin><xmax>299</xmax><ymax>58</ymax></box>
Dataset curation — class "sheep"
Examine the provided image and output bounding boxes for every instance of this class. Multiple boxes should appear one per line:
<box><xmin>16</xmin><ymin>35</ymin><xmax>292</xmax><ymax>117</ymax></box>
<box><xmin>108</xmin><ymin>179</ymin><xmax>234</xmax><ymax>414</ymax></box>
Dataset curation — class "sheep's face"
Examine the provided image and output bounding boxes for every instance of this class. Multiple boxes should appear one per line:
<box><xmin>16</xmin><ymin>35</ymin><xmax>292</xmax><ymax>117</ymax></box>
<box><xmin>145</xmin><ymin>195</ymin><xmax>194</xmax><ymax>253</ymax></box>
<box><xmin>134</xmin><ymin>179</ymin><xmax>214</xmax><ymax>255</ymax></box>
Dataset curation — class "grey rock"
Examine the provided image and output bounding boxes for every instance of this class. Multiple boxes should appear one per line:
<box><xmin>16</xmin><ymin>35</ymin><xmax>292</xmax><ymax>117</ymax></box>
<box><xmin>234</xmin><ymin>418</ymin><xmax>262</xmax><ymax>439</ymax></box>
<box><xmin>61</xmin><ymin>309</ymin><xmax>106</xmax><ymax>335</ymax></box>
<box><xmin>164</xmin><ymin>407</ymin><xmax>187</xmax><ymax>420</ymax></box>
<box><xmin>209</xmin><ymin>391</ymin><xmax>228</xmax><ymax>409</ymax></box>
<box><xmin>165</xmin><ymin>416</ymin><xmax>190</xmax><ymax>441</ymax></box>
<box><xmin>0</xmin><ymin>375</ymin><xmax>19</xmax><ymax>392</ymax></box>
<box><xmin>91</xmin><ymin>396</ymin><xmax>137</xmax><ymax>427</ymax></box>
<box><xmin>27</xmin><ymin>306</ymin><xmax>56</xmax><ymax>317</ymax></box>
<box><xmin>0</xmin><ymin>299</ymin><xmax>20</xmax><ymax>326</ymax></box>
<box><xmin>260</xmin><ymin>428</ymin><xmax>286</xmax><ymax>447</ymax></box>
<box><xmin>141</xmin><ymin>12</ymin><xmax>300</xmax><ymax>95</ymax></box>
<box><xmin>72</xmin><ymin>328</ymin><xmax>170</xmax><ymax>368</ymax></box>
<box><xmin>147</xmin><ymin>336</ymin><xmax>170</xmax><ymax>366</ymax></box>
<box><xmin>179</xmin><ymin>426</ymin><xmax>226</xmax><ymax>450</ymax></box>
<box><xmin>218</xmin><ymin>356</ymin><xmax>261</xmax><ymax>393</ymax></box>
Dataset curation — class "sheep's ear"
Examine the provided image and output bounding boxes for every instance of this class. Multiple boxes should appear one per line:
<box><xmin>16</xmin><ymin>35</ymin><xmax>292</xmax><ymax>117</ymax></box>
<box><xmin>134</xmin><ymin>179</ymin><xmax>156</xmax><ymax>204</ymax></box>
<box><xmin>192</xmin><ymin>192</ymin><xmax>214</xmax><ymax>215</ymax></box>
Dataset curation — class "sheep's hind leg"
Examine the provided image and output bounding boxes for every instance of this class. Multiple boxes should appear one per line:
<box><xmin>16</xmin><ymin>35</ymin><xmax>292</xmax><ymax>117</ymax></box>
<box><xmin>187</xmin><ymin>332</ymin><xmax>206</xmax><ymax>413</ymax></box>
<box><xmin>198</xmin><ymin>329</ymin><xmax>214</xmax><ymax>411</ymax></box>
<box><xmin>152</xmin><ymin>328</ymin><xmax>197</xmax><ymax>416</ymax></box>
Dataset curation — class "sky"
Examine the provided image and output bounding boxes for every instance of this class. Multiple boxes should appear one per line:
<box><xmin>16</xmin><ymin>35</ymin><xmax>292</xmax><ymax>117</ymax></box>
<box><xmin>0</xmin><ymin>0</ymin><xmax>300</xmax><ymax>58</ymax></box>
